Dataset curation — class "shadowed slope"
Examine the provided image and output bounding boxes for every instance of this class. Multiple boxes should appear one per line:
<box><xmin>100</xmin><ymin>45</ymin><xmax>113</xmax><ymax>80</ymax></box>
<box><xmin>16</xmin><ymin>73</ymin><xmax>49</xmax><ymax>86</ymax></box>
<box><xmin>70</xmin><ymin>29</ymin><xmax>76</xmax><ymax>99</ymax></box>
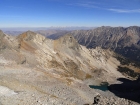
<box><xmin>108</xmin><ymin>78</ymin><xmax>140</xmax><ymax>103</ymax></box>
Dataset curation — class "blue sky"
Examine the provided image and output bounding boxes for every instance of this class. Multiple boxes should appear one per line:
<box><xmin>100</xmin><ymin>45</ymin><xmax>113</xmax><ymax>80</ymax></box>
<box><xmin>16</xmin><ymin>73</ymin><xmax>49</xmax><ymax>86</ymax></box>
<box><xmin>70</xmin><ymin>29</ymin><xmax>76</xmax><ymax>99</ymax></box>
<box><xmin>0</xmin><ymin>0</ymin><xmax>140</xmax><ymax>27</ymax></box>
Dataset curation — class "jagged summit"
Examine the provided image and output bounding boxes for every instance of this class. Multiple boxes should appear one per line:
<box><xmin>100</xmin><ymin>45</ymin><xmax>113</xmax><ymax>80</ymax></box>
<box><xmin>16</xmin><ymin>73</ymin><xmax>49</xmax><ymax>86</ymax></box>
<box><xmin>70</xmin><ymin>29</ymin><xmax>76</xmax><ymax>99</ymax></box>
<box><xmin>54</xmin><ymin>34</ymin><xmax>80</xmax><ymax>51</ymax></box>
<box><xmin>17</xmin><ymin>31</ymin><xmax>38</xmax><ymax>41</ymax></box>
<box><xmin>17</xmin><ymin>30</ymin><xmax>46</xmax><ymax>46</ymax></box>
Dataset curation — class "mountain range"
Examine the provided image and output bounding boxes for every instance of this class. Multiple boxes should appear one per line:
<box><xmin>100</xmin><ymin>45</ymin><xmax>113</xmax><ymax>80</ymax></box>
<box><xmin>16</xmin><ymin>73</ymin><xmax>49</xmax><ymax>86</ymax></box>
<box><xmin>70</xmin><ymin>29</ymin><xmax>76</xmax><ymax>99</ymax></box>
<box><xmin>0</xmin><ymin>28</ymin><xmax>140</xmax><ymax>104</ymax></box>
<box><xmin>70</xmin><ymin>26</ymin><xmax>140</xmax><ymax>62</ymax></box>
<box><xmin>46</xmin><ymin>26</ymin><xmax>140</xmax><ymax>62</ymax></box>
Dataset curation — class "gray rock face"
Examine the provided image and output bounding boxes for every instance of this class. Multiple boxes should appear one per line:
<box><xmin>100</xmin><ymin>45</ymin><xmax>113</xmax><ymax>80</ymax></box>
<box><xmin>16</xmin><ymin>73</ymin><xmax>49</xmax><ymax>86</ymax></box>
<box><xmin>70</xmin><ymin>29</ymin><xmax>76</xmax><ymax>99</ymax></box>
<box><xmin>70</xmin><ymin>26</ymin><xmax>140</xmax><ymax>61</ymax></box>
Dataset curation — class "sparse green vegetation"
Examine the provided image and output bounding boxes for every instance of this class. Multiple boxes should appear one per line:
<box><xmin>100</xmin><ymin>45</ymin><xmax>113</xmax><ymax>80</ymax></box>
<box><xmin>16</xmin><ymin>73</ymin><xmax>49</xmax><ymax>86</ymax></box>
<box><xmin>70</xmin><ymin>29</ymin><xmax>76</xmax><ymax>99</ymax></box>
<box><xmin>118</xmin><ymin>66</ymin><xmax>140</xmax><ymax>78</ymax></box>
<box><xmin>115</xmin><ymin>54</ymin><xmax>140</xmax><ymax>68</ymax></box>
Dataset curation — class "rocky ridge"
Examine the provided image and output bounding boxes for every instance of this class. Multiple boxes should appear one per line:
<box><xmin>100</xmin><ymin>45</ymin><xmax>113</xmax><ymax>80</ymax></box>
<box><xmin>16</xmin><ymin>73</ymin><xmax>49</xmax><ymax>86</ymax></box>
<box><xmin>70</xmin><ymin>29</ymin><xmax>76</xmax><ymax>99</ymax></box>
<box><xmin>68</xmin><ymin>26</ymin><xmax>140</xmax><ymax>62</ymax></box>
<box><xmin>0</xmin><ymin>30</ymin><xmax>139</xmax><ymax>105</ymax></box>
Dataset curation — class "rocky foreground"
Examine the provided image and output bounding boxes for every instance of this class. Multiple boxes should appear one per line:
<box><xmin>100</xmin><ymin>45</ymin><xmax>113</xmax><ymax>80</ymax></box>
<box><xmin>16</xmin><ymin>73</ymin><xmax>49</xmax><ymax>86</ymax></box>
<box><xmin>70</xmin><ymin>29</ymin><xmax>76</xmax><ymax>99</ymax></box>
<box><xmin>0</xmin><ymin>30</ymin><xmax>139</xmax><ymax>105</ymax></box>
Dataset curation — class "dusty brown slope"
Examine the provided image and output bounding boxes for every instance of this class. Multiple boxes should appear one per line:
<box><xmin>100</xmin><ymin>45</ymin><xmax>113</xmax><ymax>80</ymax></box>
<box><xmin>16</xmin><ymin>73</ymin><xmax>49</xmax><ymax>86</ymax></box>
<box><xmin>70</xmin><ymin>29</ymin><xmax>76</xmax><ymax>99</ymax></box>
<box><xmin>0</xmin><ymin>30</ymin><xmax>139</xmax><ymax>105</ymax></box>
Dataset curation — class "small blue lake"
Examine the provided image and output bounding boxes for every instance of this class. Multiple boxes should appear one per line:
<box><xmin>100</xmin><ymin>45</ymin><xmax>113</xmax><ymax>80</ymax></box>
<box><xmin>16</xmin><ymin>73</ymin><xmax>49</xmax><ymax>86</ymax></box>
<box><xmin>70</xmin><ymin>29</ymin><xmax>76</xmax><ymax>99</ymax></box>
<box><xmin>89</xmin><ymin>82</ymin><xmax>109</xmax><ymax>91</ymax></box>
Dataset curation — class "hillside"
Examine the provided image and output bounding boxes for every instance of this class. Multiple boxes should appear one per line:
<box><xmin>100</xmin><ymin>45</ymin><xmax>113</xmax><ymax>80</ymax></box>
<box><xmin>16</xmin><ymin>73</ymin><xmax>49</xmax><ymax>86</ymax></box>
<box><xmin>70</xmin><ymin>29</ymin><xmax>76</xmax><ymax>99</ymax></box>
<box><xmin>69</xmin><ymin>26</ymin><xmax>140</xmax><ymax>62</ymax></box>
<box><xmin>0</xmin><ymin>30</ymin><xmax>140</xmax><ymax>105</ymax></box>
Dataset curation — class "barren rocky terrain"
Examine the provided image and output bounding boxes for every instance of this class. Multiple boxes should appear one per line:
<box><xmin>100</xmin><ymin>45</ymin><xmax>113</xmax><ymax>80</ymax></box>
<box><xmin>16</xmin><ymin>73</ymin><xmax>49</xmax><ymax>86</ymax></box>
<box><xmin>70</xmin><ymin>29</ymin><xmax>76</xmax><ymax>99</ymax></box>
<box><xmin>48</xmin><ymin>26</ymin><xmax>140</xmax><ymax>62</ymax></box>
<box><xmin>0</xmin><ymin>30</ymin><xmax>140</xmax><ymax>105</ymax></box>
<box><xmin>70</xmin><ymin>26</ymin><xmax>140</xmax><ymax>62</ymax></box>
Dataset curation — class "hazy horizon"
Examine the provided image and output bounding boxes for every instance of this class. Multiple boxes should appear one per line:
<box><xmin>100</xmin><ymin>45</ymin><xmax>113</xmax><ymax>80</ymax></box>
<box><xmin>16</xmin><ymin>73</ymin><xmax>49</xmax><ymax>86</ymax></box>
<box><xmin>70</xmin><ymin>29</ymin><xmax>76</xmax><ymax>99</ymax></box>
<box><xmin>1</xmin><ymin>25</ymin><xmax>140</xmax><ymax>31</ymax></box>
<box><xmin>0</xmin><ymin>26</ymin><xmax>96</xmax><ymax>31</ymax></box>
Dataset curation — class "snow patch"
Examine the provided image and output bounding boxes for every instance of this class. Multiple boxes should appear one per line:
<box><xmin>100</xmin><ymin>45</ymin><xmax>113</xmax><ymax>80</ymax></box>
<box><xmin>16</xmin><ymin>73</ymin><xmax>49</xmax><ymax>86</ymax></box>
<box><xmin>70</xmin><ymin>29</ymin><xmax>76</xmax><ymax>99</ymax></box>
<box><xmin>0</xmin><ymin>86</ymin><xmax>18</xmax><ymax>96</ymax></box>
